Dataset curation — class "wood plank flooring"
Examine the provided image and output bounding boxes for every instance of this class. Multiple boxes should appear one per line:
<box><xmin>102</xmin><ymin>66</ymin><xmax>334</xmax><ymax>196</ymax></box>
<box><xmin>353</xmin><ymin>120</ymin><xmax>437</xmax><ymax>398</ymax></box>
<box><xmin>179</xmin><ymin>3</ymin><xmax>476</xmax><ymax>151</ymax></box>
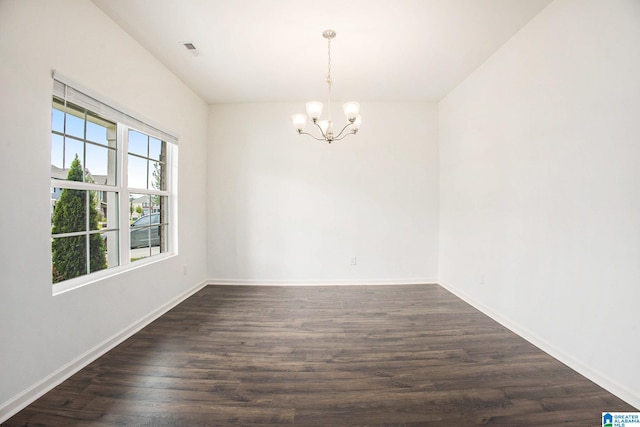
<box><xmin>5</xmin><ymin>284</ymin><xmax>636</xmax><ymax>426</ymax></box>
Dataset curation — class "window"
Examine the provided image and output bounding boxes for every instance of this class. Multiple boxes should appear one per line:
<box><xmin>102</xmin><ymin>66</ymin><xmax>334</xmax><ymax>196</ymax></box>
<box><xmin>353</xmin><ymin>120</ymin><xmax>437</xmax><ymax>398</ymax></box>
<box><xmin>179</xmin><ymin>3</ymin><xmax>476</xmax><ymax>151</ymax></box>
<box><xmin>51</xmin><ymin>74</ymin><xmax>177</xmax><ymax>292</ymax></box>
<box><xmin>51</xmin><ymin>98</ymin><xmax>119</xmax><ymax>283</ymax></box>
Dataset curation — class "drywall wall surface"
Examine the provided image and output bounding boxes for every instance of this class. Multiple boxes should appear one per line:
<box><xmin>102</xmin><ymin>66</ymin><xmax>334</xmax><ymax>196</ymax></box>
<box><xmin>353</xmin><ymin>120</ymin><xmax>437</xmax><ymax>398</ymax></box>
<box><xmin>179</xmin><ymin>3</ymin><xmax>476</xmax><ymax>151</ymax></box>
<box><xmin>0</xmin><ymin>0</ymin><xmax>208</xmax><ymax>416</ymax></box>
<box><xmin>439</xmin><ymin>0</ymin><xmax>640</xmax><ymax>407</ymax></box>
<box><xmin>208</xmin><ymin>101</ymin><xmax>438</xmax><ymax>285</ymax></box>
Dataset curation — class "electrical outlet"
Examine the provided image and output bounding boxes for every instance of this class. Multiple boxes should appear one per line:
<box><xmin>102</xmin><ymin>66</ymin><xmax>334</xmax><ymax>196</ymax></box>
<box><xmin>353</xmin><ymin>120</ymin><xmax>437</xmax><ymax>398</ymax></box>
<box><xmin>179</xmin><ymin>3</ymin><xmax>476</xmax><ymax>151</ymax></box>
<box><xmin>479</xmin><ymin>273</ymin><xmax>485</xmax><ymax>285</ymax></box>
<box><xmin>183</xmin><ymin>265</ymin><xmax>188</xmax><ymax>276</ymax></box>
<box><xmin>350</xmin><ymin>256</ymin><xmax>357</xmax><ymax>266</ymax></box>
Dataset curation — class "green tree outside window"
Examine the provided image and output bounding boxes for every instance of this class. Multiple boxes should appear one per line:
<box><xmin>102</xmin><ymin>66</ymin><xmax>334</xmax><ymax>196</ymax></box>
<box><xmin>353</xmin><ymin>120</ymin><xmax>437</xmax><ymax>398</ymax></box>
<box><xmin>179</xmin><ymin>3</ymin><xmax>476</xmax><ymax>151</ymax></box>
<box><xmin>52</xmin><ymin>155</ymin><xmax>107</xmax><ymax>283</ymax></box>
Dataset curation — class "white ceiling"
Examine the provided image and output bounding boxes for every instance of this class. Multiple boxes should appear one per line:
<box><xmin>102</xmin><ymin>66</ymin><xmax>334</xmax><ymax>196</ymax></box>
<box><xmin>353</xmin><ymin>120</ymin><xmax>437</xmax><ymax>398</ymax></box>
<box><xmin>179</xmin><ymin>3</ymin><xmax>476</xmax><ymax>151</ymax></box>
<box><xmin>91</xmin><ymin>0</ymin><xmax>552</xmax><ymax>104</ymax></box>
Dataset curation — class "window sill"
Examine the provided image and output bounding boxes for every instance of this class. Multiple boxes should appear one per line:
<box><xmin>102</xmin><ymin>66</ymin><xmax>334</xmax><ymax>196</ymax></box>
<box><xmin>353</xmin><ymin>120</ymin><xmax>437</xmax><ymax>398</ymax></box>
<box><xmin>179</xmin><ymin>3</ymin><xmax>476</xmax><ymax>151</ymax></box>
<box><xmin>52</xmin><ymin>252</ymin><xmax>177</xmax><ymax>296</ymax></box>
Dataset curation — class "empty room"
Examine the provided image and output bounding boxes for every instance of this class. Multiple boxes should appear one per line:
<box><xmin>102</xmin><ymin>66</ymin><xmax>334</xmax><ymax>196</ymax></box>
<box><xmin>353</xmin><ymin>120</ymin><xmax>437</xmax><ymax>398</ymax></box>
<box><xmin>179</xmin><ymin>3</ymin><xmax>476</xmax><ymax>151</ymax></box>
<box><xmin>1</xmin><ymin>0</ymin><xmax>639</xmax><ymax>425</ymax></box>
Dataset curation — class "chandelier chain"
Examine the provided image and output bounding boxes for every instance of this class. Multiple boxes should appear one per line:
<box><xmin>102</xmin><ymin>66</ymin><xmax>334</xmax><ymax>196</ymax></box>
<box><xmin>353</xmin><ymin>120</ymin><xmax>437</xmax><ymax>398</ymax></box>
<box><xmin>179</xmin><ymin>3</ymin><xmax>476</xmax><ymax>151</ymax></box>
<box><xmin>327</xmin><ymin>36</ymin><xmax>332</xmax><ymax>86</ymax></box>
<box><xmin>326</xmin><ymin>36</ymin><xmax>332</xmax><ymax>122</ymax></box>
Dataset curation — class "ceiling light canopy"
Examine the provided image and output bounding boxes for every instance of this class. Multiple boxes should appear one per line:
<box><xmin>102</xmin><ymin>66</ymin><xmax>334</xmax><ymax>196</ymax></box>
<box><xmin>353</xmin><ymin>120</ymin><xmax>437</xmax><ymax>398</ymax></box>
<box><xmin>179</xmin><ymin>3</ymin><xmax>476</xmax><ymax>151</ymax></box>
<box><xmin>291</xmin><ymin>30</ymin><xmax>361</xmax><ymax>144</ymax></box>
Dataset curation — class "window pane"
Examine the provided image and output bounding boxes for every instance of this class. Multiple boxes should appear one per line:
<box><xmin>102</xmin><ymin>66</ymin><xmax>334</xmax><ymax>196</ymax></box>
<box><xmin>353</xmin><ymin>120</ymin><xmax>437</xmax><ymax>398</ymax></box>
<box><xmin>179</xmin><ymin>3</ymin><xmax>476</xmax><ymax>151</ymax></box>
<box><xmin>151</xmin><ymin>224</ymin><xmax>161</xmax><ymax>249</ymax></box>
<box><xmin>52</xmin><ymin>101</ymin><xmax>65</xmax><ymax>133</ymax></box>
<box><xmin>64</xmin><ymin>138</ymin><xmax>84</xmax><ymax>173</ymax></box>
<box><xmin>86</xmin><ymin>112</ymin><xmax>114</xmax><ymax>147</ymax></box>
<box><xmin>133</xmin><ymin>214</ymin><xmax>150</xmax><ymax>226</ymax></box>
<box><xmin>128</xmin><ymin>154</ymin><xmax>147</xmax><ymax>189</ymax></box>
<box><xmin>129</xmin><ymin>193</ymin><xmax>149</xmax><ymax>220</ymax></box>
<box><xmin>130</xmin><ymin>224</ymin><xmax>151</xmax><ymax>250</ymax></box>
<box><xmin>89</xmin><ymin>191</ymin><xmax>101</xmax><ymax>231</ymax></box>
<box><xmin>86</xmin><ymin>122</ymin><xmax>105</xmax><ymax>145</ymax></box>
<box><xmin>52</xmin><ymin>235</ymin><xmax>86</xmax><ymax>283</ymax></box>
<box><xmin>156</xmin><ymin>195</ymin><xmax>168</xmax><ymax>222</ymax></box>
<box><xmin>100</xmin><ymin>191</ymin><xmax>119</xmax><ymax>231</ymax></box>
<box><xmin>159</xmin><ymin>224</ymin><xmax>168</xmax><ymax>253</ymax></box>
<box><xmin>101</xmin><ymin>229</ymin><xmax>119</xmax><ymax>269</ymax></box>
<box><xmin>51</xmin><ymin>187</ymin><xmax>62</xmax><ymax>220</ymax></box>
<box><xmin>51</xmin><ymin>189</ymin><xmax>87</xmax><ymax>234</ymax></box>
<box><xmin>89</xmin><ymin>232</ymin><xmax>108</xmax><ymax>274</ymax></box>
<box><xmin>91</xmin><ymin>190</ymin><xmax>117</xmax><ymax>231</ymax></box>
<box><xmin>65</xmin><ymin>110</ymin><xmax>85</xmax><ymax>139</ymax></box>
<box><xmin>149</xmin><ymin>160</ymin><xmax>164</xmax><ymax>191</ymax></box>
<box><xmin>86</xmin><ymin>144</ymin><xmax>116</xmax><ymax>185</ymax></box>
<box><xmin>98</xmin><ymin>191</ymin><xmax>119</xmax><ymax>269</ymax></box>
<box><xmin>129</xmin><ymin>226</ymin><xmax>163</xmax><ymax>261</ymax></box>
<box><xmin>130</xmin><ymin>215</ymin><xmax>153</xmax><ymax>262</ymax></box>
<box><xmin>129</xmin><ymin>193</ymin><xmax>166</xmax><ymax>260</ymax></box>
<box><xmin>149</xmin><ymin>137</ymin><xmax>163</xmax><ymax>161</ymax></box>
<box><xmin>51</xmin><ymin>134</ymin><xmax>64</xmax><ymax>170</ymax></box>
<box><xmin>85</xmin><ymin>144</ymin><xmax>108</xmax><ymax>182</ymax></box>
<box><xmin>149</xmin><ymin>212</ymin><xmax>160</xmax><ymax>225</ymax></box>
<box><xmin>128</xmin><ymin>130</ymin><xmax>148</xmax><ymax>157</ymax></box>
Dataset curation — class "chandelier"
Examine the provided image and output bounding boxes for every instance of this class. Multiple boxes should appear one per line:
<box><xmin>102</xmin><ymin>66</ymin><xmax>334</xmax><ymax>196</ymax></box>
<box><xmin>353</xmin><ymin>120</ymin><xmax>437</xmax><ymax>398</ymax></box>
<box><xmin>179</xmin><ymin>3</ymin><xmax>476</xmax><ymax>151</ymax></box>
<box><xmin>291</xmin><ymin>30</ymin><xmax>361</xmax><ymax>143</ymax></box>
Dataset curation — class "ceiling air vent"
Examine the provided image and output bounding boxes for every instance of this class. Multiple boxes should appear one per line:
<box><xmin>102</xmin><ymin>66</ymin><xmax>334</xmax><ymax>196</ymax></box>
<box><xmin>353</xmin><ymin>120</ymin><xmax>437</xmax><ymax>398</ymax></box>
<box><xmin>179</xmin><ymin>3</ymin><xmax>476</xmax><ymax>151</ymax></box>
<box><xmin>182</xmin><ymin>42</ymin><xmax>199</xmax><ymax>56</ymax></box>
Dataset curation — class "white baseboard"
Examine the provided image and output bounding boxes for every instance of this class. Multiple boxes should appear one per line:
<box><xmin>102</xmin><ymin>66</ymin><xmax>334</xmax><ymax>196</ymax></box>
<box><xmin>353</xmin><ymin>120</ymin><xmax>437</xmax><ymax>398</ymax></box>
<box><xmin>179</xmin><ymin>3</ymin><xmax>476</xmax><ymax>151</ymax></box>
<box><xmin>438</xmin><ymin>280</ymin><xmax>640</xmax><ymax>410</ymax></box>
<box><xmin>0</xmin><ymin>280</ymin><xmax>208</xmax><ymax>424</ymax></box>
<box><xmin>207</xmin><ymin>278</ymin><xmax>436</xmax><ymax>286</ymax></box>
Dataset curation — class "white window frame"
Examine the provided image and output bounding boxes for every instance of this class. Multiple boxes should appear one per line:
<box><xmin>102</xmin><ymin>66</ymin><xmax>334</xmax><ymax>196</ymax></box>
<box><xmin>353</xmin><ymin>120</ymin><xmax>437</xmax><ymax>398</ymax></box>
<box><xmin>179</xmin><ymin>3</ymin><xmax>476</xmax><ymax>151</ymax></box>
<box><xmin>51</xmin><ymin>72</ymin><xmax>179</xmax><ymax>295</ymax></box>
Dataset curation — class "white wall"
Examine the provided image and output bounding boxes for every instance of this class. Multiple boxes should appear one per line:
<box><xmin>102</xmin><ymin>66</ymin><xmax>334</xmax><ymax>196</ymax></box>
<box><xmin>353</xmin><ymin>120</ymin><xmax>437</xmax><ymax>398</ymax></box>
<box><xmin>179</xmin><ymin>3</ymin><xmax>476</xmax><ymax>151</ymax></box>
<box><xmin>207</xmin><ymin>102</ymin><xmax>439</xmax><ymax>284</ymax></box>
<box><xmin>439</xmin><ymin>0</ymin><xmax>640</xmax><ymax>407</ymax></box>
<box><xmin>0</xmin><ymin>0</ymin><xmax>208</xmax><ymax>417</ymax></box>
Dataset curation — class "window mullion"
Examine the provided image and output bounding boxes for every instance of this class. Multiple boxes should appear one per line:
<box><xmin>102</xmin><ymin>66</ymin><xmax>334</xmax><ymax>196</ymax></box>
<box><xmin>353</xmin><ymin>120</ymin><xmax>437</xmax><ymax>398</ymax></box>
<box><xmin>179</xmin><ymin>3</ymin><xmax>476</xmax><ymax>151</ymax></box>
<box><xmin>62</xmin><ymin>98</ymin><xmax>67</xmax><ymax>169</ymax></box>
<box><xmin>127</xmin><ymin>187</ymin><xmax>169</xmax><ymax>197</ymax></box>
<box><xmin>53</xmin><ymin>230</ymin><xmax>89</xmax><ymax>238</ymax></box>
<box><xmin>52</xmin><ymin>180</ymin><xmax>115</xmax><ymax>193</ymax></box>
<box><xmin>85</xmin><ymin>190</ymin><xmax>90</xmax><ymax>276</ymax></box>
<box><xmin>119</xmin><ymin>124</ymin><xmax>130</xmax><ymax>267</ymax></box>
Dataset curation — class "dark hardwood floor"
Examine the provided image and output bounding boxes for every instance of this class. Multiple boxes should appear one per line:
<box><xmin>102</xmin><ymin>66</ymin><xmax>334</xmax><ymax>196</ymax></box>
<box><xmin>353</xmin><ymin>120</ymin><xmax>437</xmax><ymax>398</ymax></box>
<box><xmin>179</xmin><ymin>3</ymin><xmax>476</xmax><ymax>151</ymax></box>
<box><xmin>5</xmin><ymin>284</ymin><xmax>636</xmax><ymax>426</ymax></box>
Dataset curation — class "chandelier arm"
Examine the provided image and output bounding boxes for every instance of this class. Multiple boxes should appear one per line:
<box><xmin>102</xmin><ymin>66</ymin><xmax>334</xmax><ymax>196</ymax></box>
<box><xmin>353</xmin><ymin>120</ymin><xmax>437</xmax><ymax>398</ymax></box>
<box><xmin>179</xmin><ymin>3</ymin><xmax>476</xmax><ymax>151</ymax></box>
<box><xmin>332</xmin><ymin>132</ymin><xmax>356</xmax><ymax>141</ymax></box>
<box><xmin>297</xmin><ymin>131</ymin><xmax>329</xmax><ymax>142</ymax></box>
<box><xmin>332</xmin><ymin>122</ymin><xmax>356</xmax><ymax>140</ymax></box>
<box><xmin>312</xmin><ymin>119</ymin><xmax>330</xmax><ymax>139</ymax></box>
